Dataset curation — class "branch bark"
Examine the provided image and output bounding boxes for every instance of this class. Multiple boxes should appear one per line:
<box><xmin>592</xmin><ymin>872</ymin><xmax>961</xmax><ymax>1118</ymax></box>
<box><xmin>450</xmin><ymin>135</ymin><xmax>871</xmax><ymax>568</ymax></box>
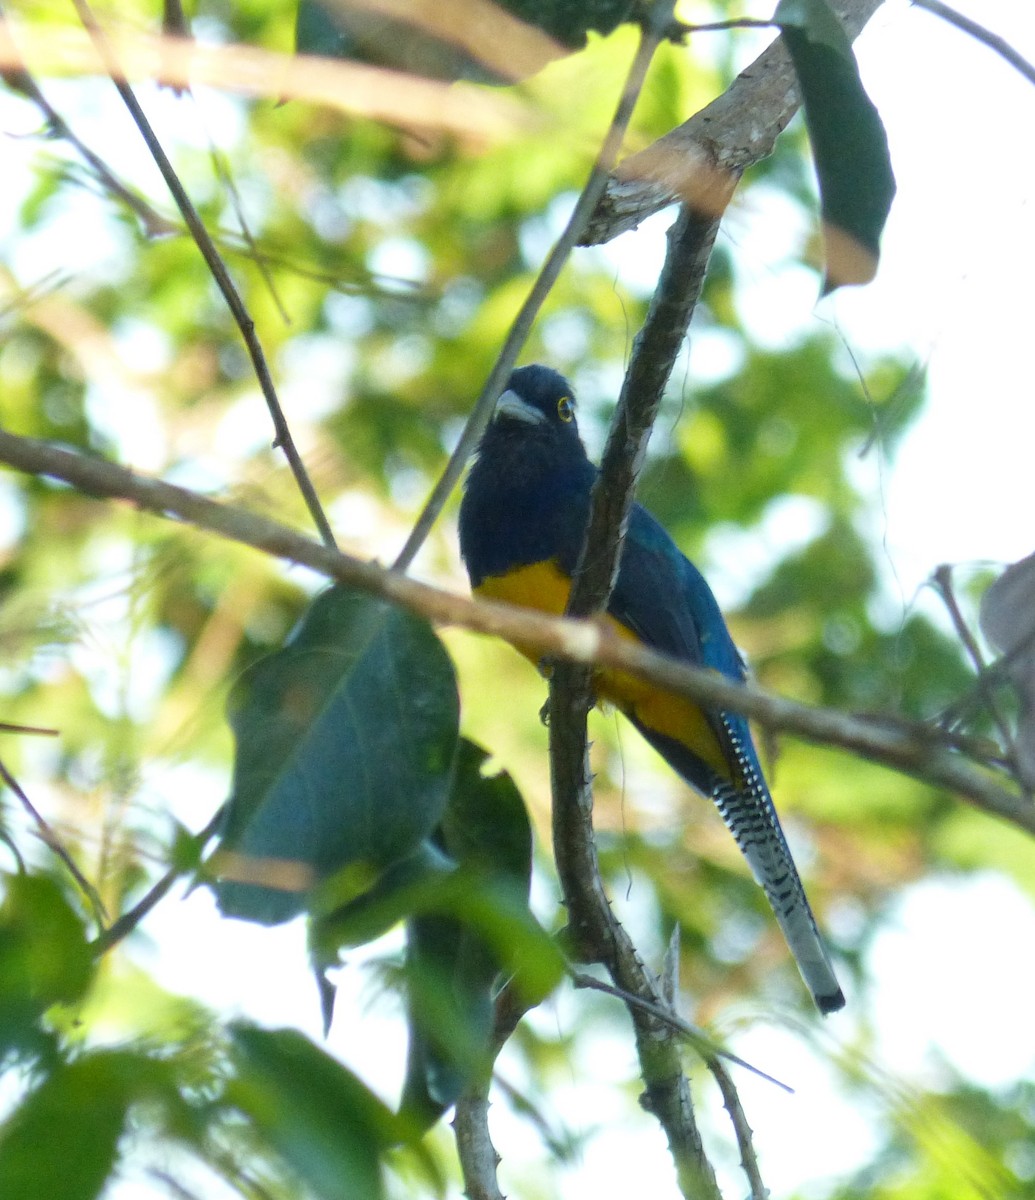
<box><xmin>548</xmin><ymin>203</ymin><xmax>725</xmax><ymax>1196</ymax></box>
<box><xmin>581</xmin><ymin>0</ymin><xmax>886</xmax><ymax>245</ymax></box>
<box><xmin>0</xmin><ymin>429</ymin><xmax>1030</xmax><ymax>838</ymax></box>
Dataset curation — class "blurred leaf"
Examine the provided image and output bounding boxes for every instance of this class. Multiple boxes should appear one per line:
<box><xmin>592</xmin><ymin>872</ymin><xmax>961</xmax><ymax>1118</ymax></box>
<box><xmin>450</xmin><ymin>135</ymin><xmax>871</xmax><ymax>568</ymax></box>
<box><xmin>980</xmin><ymin>552</ymin><xmax>1035</xmax><ymax>786</ymax></box>
<box><xmin>0</xmin><ymin>874</ymin><xmax>93</xmax><ymax>1054</ymax></box>
<box><xmin>401</xmin><ymin>739</ymin><xmax>535</xmax><ymax>1126</ymax></box>
<box><xmin>296</xmin><ymin>0</ymin><xmax>636</xmax><ymax>84</ymax></box>
<box><xmin>213</xmin><ymin>586</ymin><xmax>460</xmax><ymax>924</ymax></box>
<box><xmin>0</xmin><ymin>1050</ymin><xmax>169</xmax><ymax>1200</ymax></box>
<box><xmin>441</xmin><ymin>738</ymin><xmax>533</xmax><ymax>892</ymax></box>
<box><xmin>227</xmin><ymin>1023</ymin><xmax>397</xmax><ymax>1200</ymax></box>
<box><xmin>775</xmin><ymin>0</ymin><xmax>895</xmax><ymax>289</ymax></box>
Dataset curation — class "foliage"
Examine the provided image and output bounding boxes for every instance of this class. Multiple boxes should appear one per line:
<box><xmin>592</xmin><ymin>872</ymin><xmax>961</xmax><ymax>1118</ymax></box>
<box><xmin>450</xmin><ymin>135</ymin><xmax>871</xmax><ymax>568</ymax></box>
<box><xmin>0</xmin><ymin>1</ymin><xmax>1028</xmax><ymax>1198</ymax></box>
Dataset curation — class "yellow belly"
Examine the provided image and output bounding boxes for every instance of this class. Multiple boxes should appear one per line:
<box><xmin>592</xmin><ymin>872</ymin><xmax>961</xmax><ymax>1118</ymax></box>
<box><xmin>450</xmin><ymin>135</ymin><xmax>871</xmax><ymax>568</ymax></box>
<box><xmin>475</xmin><ymin>562</ymin><xmax>729</xmax><ymax>779</ymax></box>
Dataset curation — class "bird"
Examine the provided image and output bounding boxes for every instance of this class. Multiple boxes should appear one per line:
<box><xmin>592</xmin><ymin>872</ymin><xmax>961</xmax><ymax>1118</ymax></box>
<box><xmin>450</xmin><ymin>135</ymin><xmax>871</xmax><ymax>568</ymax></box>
<box><xmin>458</xmin><ymin>364</ymin><xmax>844</xmax><ymax>1014</ymax></box>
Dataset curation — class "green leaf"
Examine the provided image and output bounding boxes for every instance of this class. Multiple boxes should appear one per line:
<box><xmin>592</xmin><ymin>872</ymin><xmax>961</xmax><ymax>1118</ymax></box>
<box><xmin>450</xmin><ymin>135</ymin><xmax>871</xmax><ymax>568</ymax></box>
<box><xmin>775</xmin><ymin>0</ymin><xmax>895</xmax><ymax>289</ymax></box>
<box><xmin>213</xmin><ymin>586</ymin><xmax>460</xmax><ymax>925</ymax></box>
<box><xmin>400</xmin><ymin>740</ymin><xmax>548</xmax><ymax>1127</ymax></box>
<box><xmin>400</xmin><ymin>913</ymin><xmax>496</xmax><ymax>1127</ymax></box>
<box><xmin>441</xmin><ymin>739</ymin><xmax>533</xmax><ymax>893</ymax></box>
<box><xmin>0</xmin><ymin>874</ymin><xmax>93</xmax><ymax>1054</ymax></box>
<box><xmin>0</xmin><ymin>1052</ymin><xmax>139</xmax><ymax>1200</ymax></box>
<box><xmin>227</xmin><ymin>1024</ymin><xmax>397</xmax><ymax>1200</ymax></box>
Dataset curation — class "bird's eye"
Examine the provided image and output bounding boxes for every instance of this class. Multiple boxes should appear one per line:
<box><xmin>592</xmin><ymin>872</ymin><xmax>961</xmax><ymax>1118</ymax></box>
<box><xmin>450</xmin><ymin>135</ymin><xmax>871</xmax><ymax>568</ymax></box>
<box><xmin>557</xmin><ymin>396</ymin><xmax>575</xmax><ymax>423</ymax></box>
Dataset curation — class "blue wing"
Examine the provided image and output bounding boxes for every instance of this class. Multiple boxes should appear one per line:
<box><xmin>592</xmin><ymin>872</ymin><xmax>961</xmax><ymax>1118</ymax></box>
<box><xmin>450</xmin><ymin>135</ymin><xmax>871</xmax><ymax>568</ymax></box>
<box><xmin>609</xmin><ymin>504</ymin><xmax>844</xmax><ymax>1013</ymax></box>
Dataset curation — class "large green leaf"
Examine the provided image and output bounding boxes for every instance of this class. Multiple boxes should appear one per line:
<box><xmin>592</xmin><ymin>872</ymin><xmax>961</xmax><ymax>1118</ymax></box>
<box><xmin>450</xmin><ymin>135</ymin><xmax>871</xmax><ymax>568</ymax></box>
<box><xmin>213</xmin><ymin>586</ymin><xmax>460</xmax><ymax>925</ymax></box>
<box><xmin>227</xmin><ymin>1024</ymin><xmax>397</xmax><ymax>1200</ymax></box>
<box><xmin>775</xmin><ymin>0</ymin><xmax>895</xmax><ymax>289</ymax></box>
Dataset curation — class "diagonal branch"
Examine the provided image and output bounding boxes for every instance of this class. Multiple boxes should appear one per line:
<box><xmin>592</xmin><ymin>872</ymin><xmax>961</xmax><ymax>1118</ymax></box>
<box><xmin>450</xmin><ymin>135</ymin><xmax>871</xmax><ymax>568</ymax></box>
<box><xmin>0</xmin><ymin>427</ymin><xmax>1030</xmax><ymax>838</ymax></box>
<box><xmin>67</xmin><ymin>0</ymin><xmax>337</xmax><ymax>549</ymax></box>
<box><xmin>912</xmin><ymin>0</ymin><xmax>1035</xmax><ymax>86</ymax></box>
<box><xmin>581</xmin><ymin>0</ymin><xmax>886</xmax><ymax>245</ymax></box>
<box><xmin>393</xmin><ymin>11</ymin><xmax>663</xmax><ymax>572</ymax></box>
<box><xmin>0</xmin><ymin>757</ymin><xmax>107</xmax><ymax>928</ymax></box>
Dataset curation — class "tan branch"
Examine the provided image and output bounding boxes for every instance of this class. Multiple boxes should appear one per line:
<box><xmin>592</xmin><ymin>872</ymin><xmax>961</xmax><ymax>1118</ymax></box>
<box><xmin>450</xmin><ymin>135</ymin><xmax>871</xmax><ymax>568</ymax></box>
<box><xmin>0</xmin><ymin>428</ymin><xmax>1030</xmax><ymax>837</ymax></box>
<box><xmin>581</xmin><ymin>0</ymin><xmax>886</xmax><ymax>245</ymax></box>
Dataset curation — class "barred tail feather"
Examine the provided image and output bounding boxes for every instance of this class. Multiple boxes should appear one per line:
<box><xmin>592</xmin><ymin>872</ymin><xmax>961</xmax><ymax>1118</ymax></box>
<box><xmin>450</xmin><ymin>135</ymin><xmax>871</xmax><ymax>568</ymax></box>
<box><xmin>714</xmin><ymin>716</ymin><xmax>844</xmax><ymax>1014</ymax></box>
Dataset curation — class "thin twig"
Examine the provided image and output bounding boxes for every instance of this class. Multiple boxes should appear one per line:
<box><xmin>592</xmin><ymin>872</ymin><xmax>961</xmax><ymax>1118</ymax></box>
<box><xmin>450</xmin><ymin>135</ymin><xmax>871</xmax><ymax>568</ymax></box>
<box><xmin>392</xmin><ymin>10</ymin><xmax>662</xmax><ymax>572</ymax></box>
<box><xmin>911</xmin><ymin>0</ymin><xmax>1035</xmax><ymax>86</ymax></box>
<box><xmin>0</xmin><ymin>6</ymin><xmax>175</xmax><ymax>237</ymax></box>
<box><xmin>0</xmin><ymin>722</ymin><xmax>59</xmax><ymax>737</ymax></box>
<box><xmin>570</xmin><ymin>971</ymin><xmax>793</xmax><ymax>1093</ymax></box>
<box><xmin>91</xmin><ymin>807</ymin><xmax>224</xmax><ymax>955</ymax></box>
<box><xmin>931</xmin><ymin>565</ymin><xmax>1017</xmax><ymax>760</ymax></box>
<box><xmin>705</xmin><ymin>1053</ymin><xmax>768</xmax><ymax>1200</ymax></box>
<box><xmin>0</xmin><ymin>429</ymin><xmax>1031</xmax><ymax>835</ymax></box>
<box><xmin>0</xmin><ymin>756</ymin><xmax>107</xmax><ymax>927</ymax></box>
<box><xmin>674</xmin><ymin>17</ymin><xmax>775</xmax><ymax>34</ymax></box>
<box><xmin>68</xmin><ymin>0</ymin><xmax>337</xmax><ymax>549</ymax></box>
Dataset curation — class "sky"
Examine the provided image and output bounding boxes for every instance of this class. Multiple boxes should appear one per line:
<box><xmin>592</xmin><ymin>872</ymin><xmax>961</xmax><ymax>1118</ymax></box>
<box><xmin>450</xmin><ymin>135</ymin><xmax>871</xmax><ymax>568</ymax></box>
<box><xmin>2</xmin><ymin>0</ymin><xmax>1035</xmax><ymax>1197</ymax></box>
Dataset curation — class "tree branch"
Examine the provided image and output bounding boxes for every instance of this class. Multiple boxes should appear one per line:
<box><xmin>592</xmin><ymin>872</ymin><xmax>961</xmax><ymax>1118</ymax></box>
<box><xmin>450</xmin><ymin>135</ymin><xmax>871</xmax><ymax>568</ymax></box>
<box><xmin>911</xmin><ymin>0</ymin><xmax>1035</xmax><ymax>87</ymax></box>
<box><xmin>0</xmin><ymin>428</ymin><xmax>1030</xmax><ymax>838</ymax></box>
<box><xmin>90</xmin><ymin>807</ymin><xmax>224</xmax><ymax>955</ymax></box>
<box><xmin>581</xmin><ymin>0</ymin><xmax>886</xmax><ymax>245</ymax></box>
<box><xmin>0</xmin><ymin>756</ymin><xmax>107</xmax><ymax>928</ymax></box>
<box><xmin>393</xmin><ymin>12</ymin><xmax>663</xmax><ymax>571</ymax></box>
<box><xmin>67</xmin><ymin>0</ymin><xmax>337</xmax><ymax>549</ymax></box>
<box><xmin>548</xmin><ymin>203</ymin><xmax>723</xmax><ymax>1194</ymax></box>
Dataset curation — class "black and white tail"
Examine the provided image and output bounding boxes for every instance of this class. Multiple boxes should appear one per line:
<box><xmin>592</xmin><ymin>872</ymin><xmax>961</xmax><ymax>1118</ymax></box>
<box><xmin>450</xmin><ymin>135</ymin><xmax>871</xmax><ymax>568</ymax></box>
<box><xmin>714</xmin><ymin>716</ymin><xmax>844</xmax><ymax>1014</ymax></box>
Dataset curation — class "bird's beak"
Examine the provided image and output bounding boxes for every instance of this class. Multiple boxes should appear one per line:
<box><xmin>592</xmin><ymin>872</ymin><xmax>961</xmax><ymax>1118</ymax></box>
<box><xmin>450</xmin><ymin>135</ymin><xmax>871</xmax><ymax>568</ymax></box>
<box><xmin>494</xmin><ymin>389</ymin><xmax>545</xmax><ymax>425</ymax></box>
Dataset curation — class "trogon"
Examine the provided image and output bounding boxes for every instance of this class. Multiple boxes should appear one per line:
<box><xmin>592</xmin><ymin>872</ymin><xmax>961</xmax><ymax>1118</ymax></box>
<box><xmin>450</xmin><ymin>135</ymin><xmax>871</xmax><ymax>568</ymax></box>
<box><xmin>458</xmin><ymin>364</ymin><xmax>843</xmax><ymax>1013</ymax></box>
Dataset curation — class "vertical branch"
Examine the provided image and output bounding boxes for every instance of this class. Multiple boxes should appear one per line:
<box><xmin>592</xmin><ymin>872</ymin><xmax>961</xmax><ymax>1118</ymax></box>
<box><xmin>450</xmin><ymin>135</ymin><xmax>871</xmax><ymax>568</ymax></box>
<box><xmin>67</xmin><ymin>0</ymin><xmax>337</xmax><ymax>549</ymax></box>
<box><xmin>549</xmin><ymin>203</ymin><xmax>725</xmax><ymax>1195</ymax></box>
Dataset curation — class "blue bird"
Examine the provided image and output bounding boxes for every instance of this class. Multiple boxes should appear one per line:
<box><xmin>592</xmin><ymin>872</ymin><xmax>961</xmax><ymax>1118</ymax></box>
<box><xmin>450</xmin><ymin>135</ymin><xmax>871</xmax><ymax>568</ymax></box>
<box><xmin>458</xmin><ymin>364</ymin><xmax>844</xmax><ymax>1013</ymax></box>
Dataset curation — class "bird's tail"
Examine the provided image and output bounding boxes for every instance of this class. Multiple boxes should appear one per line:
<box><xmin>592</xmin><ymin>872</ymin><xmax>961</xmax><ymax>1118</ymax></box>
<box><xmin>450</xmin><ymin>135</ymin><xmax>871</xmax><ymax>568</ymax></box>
<box><xmin>713</xmin><ymin>716</ymin><xmax>844</xmax><ymax>1014</ymax></box>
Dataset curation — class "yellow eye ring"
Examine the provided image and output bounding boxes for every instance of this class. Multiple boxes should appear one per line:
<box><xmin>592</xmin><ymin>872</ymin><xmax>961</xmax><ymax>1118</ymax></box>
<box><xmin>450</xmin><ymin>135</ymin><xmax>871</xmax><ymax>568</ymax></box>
<box><xmin>557</xmin><ymin>396</ymin><xmax>574</xmax><ymax>423</ymax></box>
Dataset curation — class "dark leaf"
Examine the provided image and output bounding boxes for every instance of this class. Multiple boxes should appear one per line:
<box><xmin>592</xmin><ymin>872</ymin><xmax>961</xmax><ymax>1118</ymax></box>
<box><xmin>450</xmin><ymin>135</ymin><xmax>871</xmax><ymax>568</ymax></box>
<box><xmin>775</xmin><ymin>0</ymin><xmax>895</xmax><ymax>289</ymax></box>
<box><xmin>213</xmin><ymin>586</ymin><xmax>459</xmax><ymax>925</ymax></box>
<box><xmin>295</xmin><ymin>0</ymin><xmax>635</xmax><ymax>84</ymax></box>
<box><xmin>400</xmin><ymin>913</ymin><xmax>496</xmax><ymax>1128</ymax></box>
<box><xmin>227</xmin><ymin>1024</ymin><xmax>397</xmax><ymax>1200</ymax></box>
<box><xmin>0</xmin><ymin>874</ymin><xmax>93</xmax><ymax>1054</ymax></box>
<box><xmin>440</xmin><ymin>738</ymin><xmax>533</xmax><ymax>893</ymax></box>
<box><xmin>400</xmin><ymin>740</ymin><xmax>546</xmax><ymax>1128</ymax></box>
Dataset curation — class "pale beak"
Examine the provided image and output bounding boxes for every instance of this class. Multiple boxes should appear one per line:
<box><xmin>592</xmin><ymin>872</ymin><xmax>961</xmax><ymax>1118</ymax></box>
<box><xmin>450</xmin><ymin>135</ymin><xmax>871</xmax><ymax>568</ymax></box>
<box><xmin>494</xmin><ymin>389</ymin><xmax>545</xmax><ymax>425</ymax></box>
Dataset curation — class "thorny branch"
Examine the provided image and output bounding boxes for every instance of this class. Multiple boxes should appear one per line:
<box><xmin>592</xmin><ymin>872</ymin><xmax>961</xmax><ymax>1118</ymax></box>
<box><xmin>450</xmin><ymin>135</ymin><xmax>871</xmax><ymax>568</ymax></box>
<box><xmin>450</xmin><ymin>20</ymin><xmax>671</xmax><ymax>1186</ymax></box>
<box><xmin>548</xmin><ymin>203</ymin><xmax>724</xmax><ymax>1196</ymax></box>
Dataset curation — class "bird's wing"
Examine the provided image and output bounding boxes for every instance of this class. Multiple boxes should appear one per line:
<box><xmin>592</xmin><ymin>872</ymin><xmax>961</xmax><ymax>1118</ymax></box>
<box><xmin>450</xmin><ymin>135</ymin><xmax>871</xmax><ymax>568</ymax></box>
<box><xmin>611</xmin><ymin>505</ymin><xmax>844</xmax><ymax>1013</ymax></box>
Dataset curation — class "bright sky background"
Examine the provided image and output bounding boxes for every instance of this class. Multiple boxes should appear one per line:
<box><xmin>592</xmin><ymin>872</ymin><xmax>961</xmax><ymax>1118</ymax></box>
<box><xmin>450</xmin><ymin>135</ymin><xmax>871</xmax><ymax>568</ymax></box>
<box><xmin>2</xmin><ymin>1</ymin><xmax>1035</xmax><ymax>1197</ymax></box>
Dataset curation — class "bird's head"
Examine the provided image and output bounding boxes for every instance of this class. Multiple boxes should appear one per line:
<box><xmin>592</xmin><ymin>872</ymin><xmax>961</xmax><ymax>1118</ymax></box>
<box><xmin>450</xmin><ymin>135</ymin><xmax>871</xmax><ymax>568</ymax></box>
<box><xmin>490</xmin><ymin>364</ymin><xmax>581</xmax><ymax>443</ymax></box>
